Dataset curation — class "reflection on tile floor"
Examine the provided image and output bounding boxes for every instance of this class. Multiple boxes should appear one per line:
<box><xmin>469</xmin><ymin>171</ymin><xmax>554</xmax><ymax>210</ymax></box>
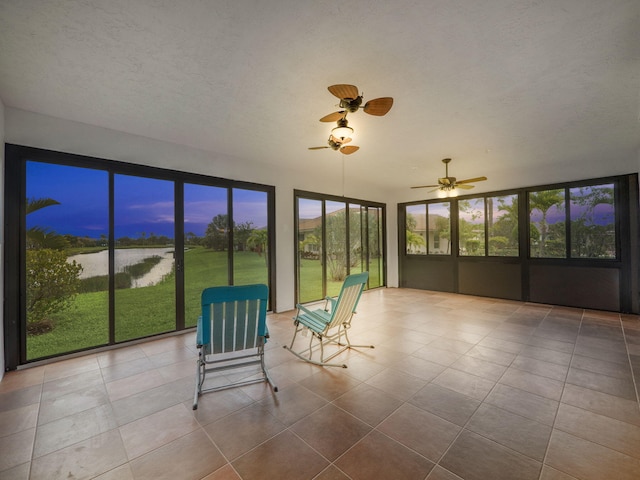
<box><xmin>2</xmin><ymin>288</ymin><xmax>640</xmax><ymax>479</ymax></box>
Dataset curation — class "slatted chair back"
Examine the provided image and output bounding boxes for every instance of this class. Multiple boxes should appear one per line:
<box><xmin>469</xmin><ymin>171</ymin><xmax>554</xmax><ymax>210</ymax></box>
<box><xmin>197</xmin><ymin>284</ymin><xmax>268</xmax><ymax>354</ymax></box>
<box><xmin>326</xmin><ymin>272</ymin><xmax>369</xmax><ymax>329</ymax></box>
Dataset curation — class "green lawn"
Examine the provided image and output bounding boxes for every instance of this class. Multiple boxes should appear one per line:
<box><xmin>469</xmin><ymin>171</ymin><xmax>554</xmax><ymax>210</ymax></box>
<box><xmin>28</xmin><ymin>248</ymin><xmax>269</xmax><ymax>359</ymax></box>
<box><xmin>27</xmin><ymin>247</ymin><xmax>380</xmax><ymax>360</ymax></box>
<box><xmin>298</xmin><ymin>257</ymin><xmax>381</xmax><ymax>303</ymax></box>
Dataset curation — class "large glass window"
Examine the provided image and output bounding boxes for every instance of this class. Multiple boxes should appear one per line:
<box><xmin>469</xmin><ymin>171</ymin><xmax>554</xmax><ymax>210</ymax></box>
<box><xmin>114</xmin><ymin>175</ymin><xmax>175</xmax><ymax>342</ymax></box>
<box><xmin>406</xmin><ymin>204</ymin><xmax>426</xmax><ymax>254</ymax></box>
<box><xmin>403</xmin><ymin>181</ymin><xmax>617</xmax><ymax>262</ymax></box>
<box><xmin>233</xmin><ymin>189</ymin><xmax>270</xmax><ymax>286</ymax></box>
<box><xmin>367</xmin><ymin>206</ymin><xmax>384</xmax><ymax>288</ymax></box>
<box><xmin>488</xmin><ymin>194</ymin><xmax>519</xmax><ymax>256</ymax></box>
<box><xmin>529</xmin><ymin>189</ymin><xmax>566</xmax><ymax>258</ymax></box>
<box><xmin>25</xmin><ymin>162</ymin><xmax>109</xmax><ymax>360</ymax></box>
<box><xmin>405</xmin><ymin>202</ymin><xmax>451</xmax><ymax>256</ymax></box>
<box><xmin>296</xmin><ymin>192</ymin><xmax>385</xmax><ymax>304</ymax></box>
<box><xmin>570</xmin><ymin>184</ymin><xmax>616</xmax><ymax>259</ymax></box>
<box><xmin>183</xmin><ymin>184</ymin><xmax>228</xmax><ymax>327</ymax></box>
<box><xmin>325</xmin><ymin>201</ymin><xmax>347</xmax><ymax>297</ymax></box>
<box><xmin>297</xmin><ymin>198</ymin><xmax>323</xmax><ymax>303</ymax></box>
<box><xmin>350</xmin><ymin>205</ymin><xmax>364</xmax><ymax>274</ymax></box>
<box><xmin>428</xmin><ymin>202</ymin><xmax>451</xmax><ymax>255</ymax></box>
<box><xmin>459</xmin><ymin>198</ymin><xmax>485</xmax><ymax>256</ymax></box>
<box><xmin>11</xmin><ymin>146</ymin><xmax>275</xmax><ymax>365</ymax></box>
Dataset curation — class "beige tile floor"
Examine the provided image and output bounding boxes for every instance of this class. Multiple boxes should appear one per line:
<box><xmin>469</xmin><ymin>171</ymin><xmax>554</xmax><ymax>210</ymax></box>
<box><xmin>2</xmin><ymin>288</ymin><xmax>640</xmax><ymax>479</ymax></box>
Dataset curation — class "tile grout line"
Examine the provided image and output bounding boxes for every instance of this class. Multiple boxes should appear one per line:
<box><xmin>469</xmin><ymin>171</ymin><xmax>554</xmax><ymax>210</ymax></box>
<box><xmin>537</xmin><ymin>308</ymin><xmax>584</xmax><ymax>480</ymax></box>
<box><xmin>619</xmin><ymin>314</ymin><xmax>640</xmax><ymax>412</ymax></box>
<box><xmin>426</xmin><ymin>301</ymin><xmax>541</xmax><ymax>477</ymax></box>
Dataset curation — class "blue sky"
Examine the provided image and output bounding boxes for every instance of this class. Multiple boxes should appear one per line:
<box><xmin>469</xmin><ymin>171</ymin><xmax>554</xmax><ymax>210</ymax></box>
<box><xmin>26</xmin><ymin>161</ymin><xmax>268</xmax><ymax>239</ymax></box>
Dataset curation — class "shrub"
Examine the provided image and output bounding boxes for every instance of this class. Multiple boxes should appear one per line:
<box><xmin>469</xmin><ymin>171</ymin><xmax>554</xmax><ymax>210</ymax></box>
<box><xmin>26</xmin><ymin>249</ymin><xmax>82</xmax><ymax>333</ymax></box>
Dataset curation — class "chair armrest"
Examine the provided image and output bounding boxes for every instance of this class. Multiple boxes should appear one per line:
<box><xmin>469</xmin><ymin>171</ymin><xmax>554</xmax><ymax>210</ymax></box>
<box><xmin>296</xmin><ymin>303</ymin><xmax>321</xmax><ymax>317</ymax></box>
<box><xmin>323</xmin><ymin>296</ymin><xmax>337</xmax><ymax>312</ymax></box>
<box><xmin>195</xmin><ymin>315</ymin><xmax>205</xmax><ymax>347</ymax></box>
<box><xmin>295</xmin><ymin>303</ymin><xmax>332</xmax><ymax>323</ymax></box>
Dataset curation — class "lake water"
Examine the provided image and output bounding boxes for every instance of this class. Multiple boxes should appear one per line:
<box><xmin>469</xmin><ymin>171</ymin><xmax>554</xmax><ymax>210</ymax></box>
<box><xmin>68</xmin><ymin>247</ymin><xmax>175</xmax><ymax>287</ymax></box>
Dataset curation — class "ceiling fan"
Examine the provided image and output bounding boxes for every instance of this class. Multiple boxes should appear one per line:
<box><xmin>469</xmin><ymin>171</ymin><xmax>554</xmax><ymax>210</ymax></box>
<box><xmin>319</xmin><ymin>84</ymin><xmax>394</xmax><ymax>123</ymax></box>
<box><xmin>308</xmin><ymin>134</ymin><xmax>359</xmax><ymax>155</ymax></box>
<box><xmin>411</xmin><ymin>158</ymin><xmax>488</xmax><ymax>193</ymax></box>
<box><xmin>308</xmin><ymin>116</ymin><xmax>360</xmax><ymax>154</ymax></box>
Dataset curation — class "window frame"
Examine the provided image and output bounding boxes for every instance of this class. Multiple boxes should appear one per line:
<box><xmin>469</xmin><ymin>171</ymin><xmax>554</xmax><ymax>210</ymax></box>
<box><xmin>294</xmin><ymin>189</ymin><xmax>386</xmax><ymax>304</ymax></box>
<box><xmin>4</xmin><ymin>144</ymin><xmax>276</xmax><ymax>368</ymax></box>
<box><xmin>527</xmin><ymin>181</ymin><xmax>619</xmax><ymax>261</ymax></box>
<box><xmin>404</xmin><ymin>200</ymin><xmax>453</xmax><ymax>257</ymax></box>
<box><xmin>402</xmin><ymin>177</ymin><xmax>621</xmax><ymax>264</ymax></box>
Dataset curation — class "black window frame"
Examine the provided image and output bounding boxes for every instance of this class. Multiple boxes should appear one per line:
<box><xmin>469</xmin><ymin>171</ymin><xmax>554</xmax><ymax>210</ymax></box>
<box><xmin>294</xmin><ymin>189</ymin><xmax>386</xmax><ymax>304</ymax></box>
<box><xmin>4</xmin><ymin>144</ymin><xmax>276</xmax><ymax>369</ymax></box>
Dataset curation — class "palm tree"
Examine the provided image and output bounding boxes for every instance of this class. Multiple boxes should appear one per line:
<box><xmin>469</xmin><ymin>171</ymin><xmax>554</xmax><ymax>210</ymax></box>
<box><xmin>247</xmin><ymin>229</ymin><xmax>268</xmax><ymax>264</ymax></box>
<box><xmin>529</xmin><ymin>189</ymin><xmax>564</xmax><ymax>257</ymax></box>
<box><xmin>26</xmin><ymin>197</ymin><xmax>68</xmax><ymax>250</ymax></box>
<box><xmin>406</xmin><ymin>230</ymin><xmax>426</xmax><ymax>253</ymax></box>
<box><xmin>491</xmin><ymin>196</ymin><xmax>519</xmax><ymax>254</ymax></box>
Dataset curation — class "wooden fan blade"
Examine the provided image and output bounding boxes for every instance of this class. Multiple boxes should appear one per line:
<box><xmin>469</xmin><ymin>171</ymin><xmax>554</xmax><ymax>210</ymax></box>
<box><xmin>456</xmin><ymin>184</ymin><xmax>475</xmax><ymax>190</ymax></box>
<box><xmin>328</xmin><ymin>84</ymin><xmax>359</xmax><ymax>100</ymax></box>
<box><xmin>340</xmin><ymin>145</ymin><xmax>359</xmax><ymax>155</ymax></box>
<box><xmin>308</xmin><ymin>146</ymin><xmax>329</xmax><ymax>150</ymax></box>
<box><xmin>410</xmin><ymin>184</ymin><xmax>440</xmax><ymax>189</ymax></box>
<box><xmin>319</xmin><ymin>111</ymin><xmax>346</xmax><ymax>122</ymax></box>
<box><xmin>457</xmin><ymin>176</ymin><xmax>487</xmax><ymax>184</ymax></box>
<box><xmin>363</xmin><ymin>97</ymin><xmax>394</xmax><ymax>116</ymax></box>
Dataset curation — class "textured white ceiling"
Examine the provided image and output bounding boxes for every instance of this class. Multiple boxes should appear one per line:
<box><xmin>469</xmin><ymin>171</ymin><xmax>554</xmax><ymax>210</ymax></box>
<box><xmin>0</xmin><ymin>0</ymin><xmax>638</xmax><ymax>193</ymax></box>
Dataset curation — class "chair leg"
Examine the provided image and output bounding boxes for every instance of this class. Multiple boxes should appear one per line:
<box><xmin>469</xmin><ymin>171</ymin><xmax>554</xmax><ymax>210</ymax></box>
<box><xmin>288</xmin><ymin>321</ymin><xmax>301</xmax><ymax>349</ymax></box>
<box><xmin>193</xmin><ymin>353</ymin><xmax>204</xmax><ymax>410</ymax></box>
<box><xmin>283</xmin><ymin>331</ymin><xmax>348</xmax><ymax>368</ymax></box>
<box><xmin>259</xmin><ymin>347</ymin><xmax>278</xmax><ymax>392</ymax></box>
<box><xmin>337</xmin><ymin>327</ymin><xmax>375</xmax><ymax>350</ymax></box>
<box><xmin>308</xmin><ymin>334</ymin><xmax>314</xmax><ymax>360</ymax></box>
<box><xmin>194</xmin><ymin>346</ymin><xmax>277</xmax><ymax>407</ymax></box>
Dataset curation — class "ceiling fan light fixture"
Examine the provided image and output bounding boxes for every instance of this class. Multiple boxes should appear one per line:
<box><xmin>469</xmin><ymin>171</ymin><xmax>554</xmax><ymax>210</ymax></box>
<box><xmin>331</xmin><ymin>127</ymin><xmax>353</xmax><ymax>141</ymax></box>
<box><xmin>332</xmin><ymin>125</ymin><xmax>353</xmax><ymax>140</ymax></box>
<box><xmin>437</xmin><ymin>184</ymin><xmax>457</xmax><ymax>197</ymax></box>
<box><xmin>331</xmin><ymin>117</ymin><xmax>353</xmax><ymax>141</ymax></box>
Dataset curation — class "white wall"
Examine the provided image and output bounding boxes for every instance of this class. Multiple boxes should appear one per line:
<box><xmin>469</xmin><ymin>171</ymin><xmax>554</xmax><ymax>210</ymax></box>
<box><xmin>4</xmin><ymin>108</ymin><xmax>399</xmax><ymax>315</ymax></box>
<box><xmin>0</xmin><ymin>98</ymin><xmax>5</xmax><ymax>379</ymax></box>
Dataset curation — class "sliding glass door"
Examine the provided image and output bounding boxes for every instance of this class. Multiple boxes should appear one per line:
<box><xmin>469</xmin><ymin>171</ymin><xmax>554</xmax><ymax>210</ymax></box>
<box><xmin>367</xmin><ymin>206</ymin><xmax>384</xmax><ymax>288</ymax></box>
<box><xmin>114</xmin><ymin>174</ymin><xmax>176</xmax><ymax>342</ymax></box>
<box><xmin>297</xmin><ymin>198</ymin><xmax>324</xmax><ymax>303</ymax></box>
<box><xmin>183</xmin><ymin>184</ymin><xmax>228</xmax><ymax>328</ymax></box>
<box><xmin>233</xmin><ymin>189</ymin><xmax>270</xmax><ymax>286</ymax></box>
<box><xmin>25</xmin><ymin>161</ymin><xmax>110</xmax><ymax>360</ymax></box>
<box><xmin>295</xmin><ymin>191</ymin><xmax>386</xmax><ymax>304</ymax></box>
<box><xmin>325</xmin><ymin>200</ymin><xmax>347</xmax><ymax>297</ymax></box>
<box><xmin>7</xmin><ymin>145</ymin><xmax>275</xmax><ymax>367</ymax></box>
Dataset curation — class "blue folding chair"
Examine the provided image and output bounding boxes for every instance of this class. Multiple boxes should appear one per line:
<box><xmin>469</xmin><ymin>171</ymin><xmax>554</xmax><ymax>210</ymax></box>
<box><xmin>284</xmin><ymin>272</ymin><xmax>374</xmax><ymax>368</ymax></box>
<box><xmin>193</xmin><ymin>284</ymin><xmax>277</xmax><ymax>409</ymax></box>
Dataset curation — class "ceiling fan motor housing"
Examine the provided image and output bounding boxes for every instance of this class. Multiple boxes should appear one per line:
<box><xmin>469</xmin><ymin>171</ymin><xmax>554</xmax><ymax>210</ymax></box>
<box><xmin>340</xmin><ymin>96</ymin><xmax>363</xmax><ymax>112</ymax></box>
